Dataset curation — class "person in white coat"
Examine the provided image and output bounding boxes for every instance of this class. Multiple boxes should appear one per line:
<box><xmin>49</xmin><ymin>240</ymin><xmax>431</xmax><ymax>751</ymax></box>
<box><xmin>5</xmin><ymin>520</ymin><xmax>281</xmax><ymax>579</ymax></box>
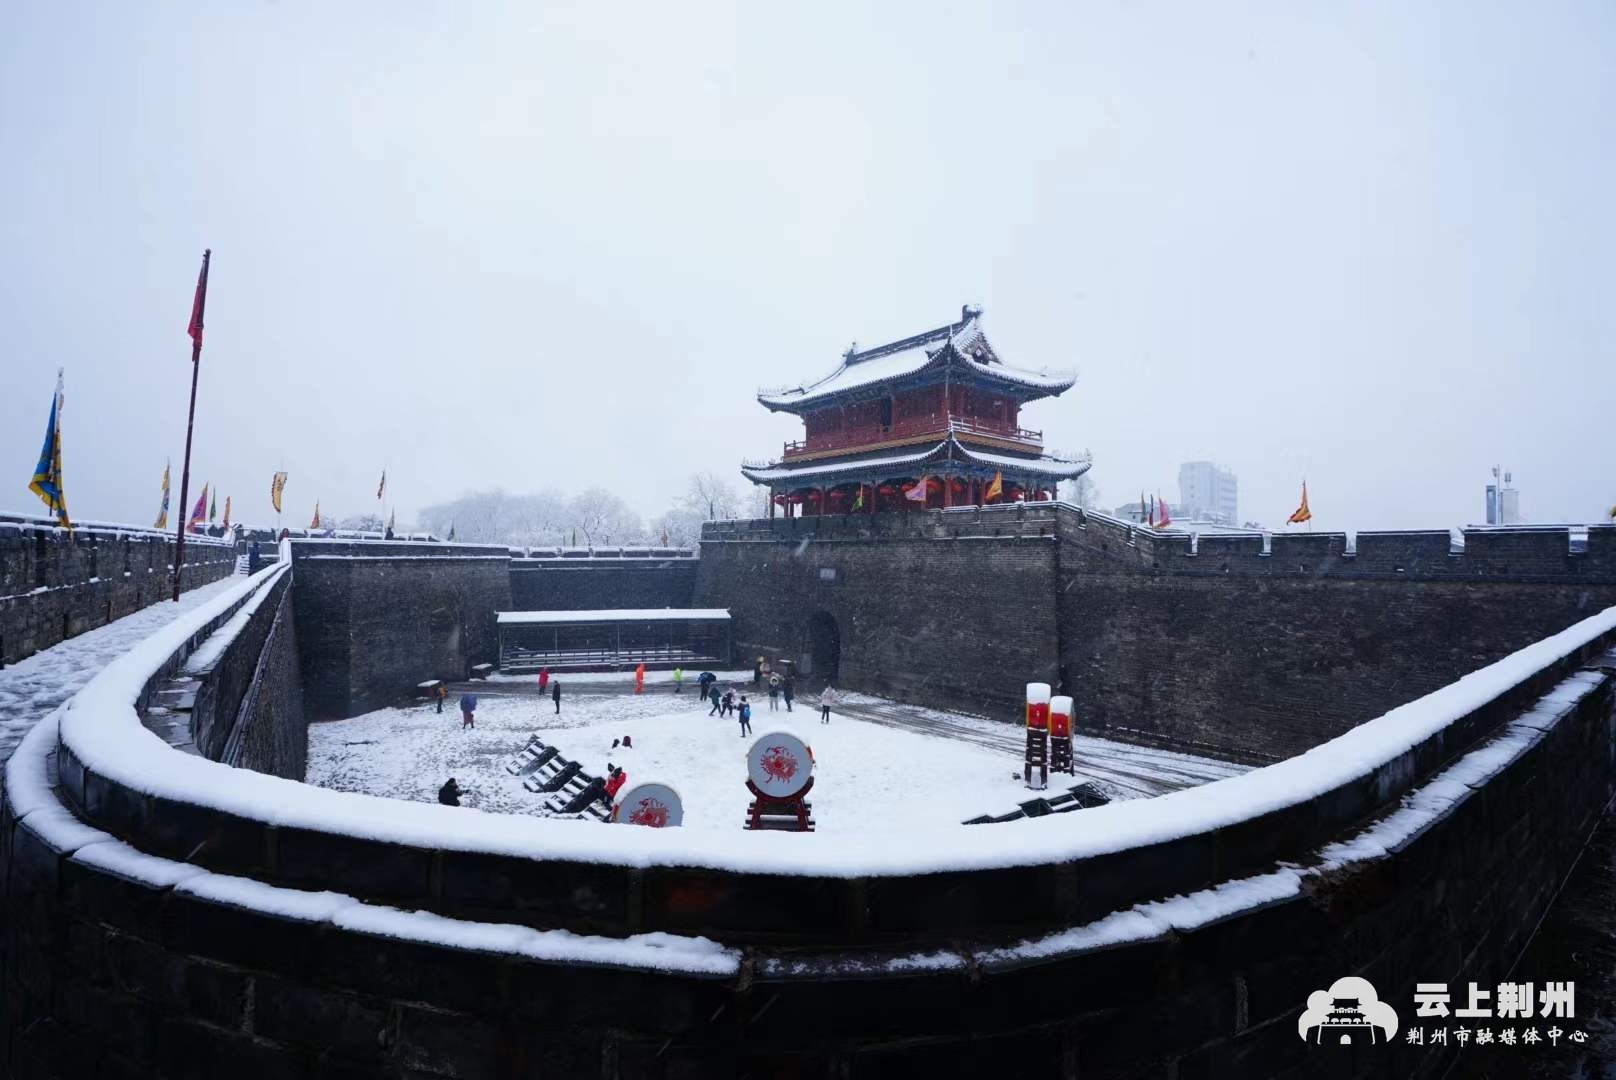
<box><xmin>818</xmin><ymin>685</ymin><xmax>838</xmax><ymax>724</ymax></box>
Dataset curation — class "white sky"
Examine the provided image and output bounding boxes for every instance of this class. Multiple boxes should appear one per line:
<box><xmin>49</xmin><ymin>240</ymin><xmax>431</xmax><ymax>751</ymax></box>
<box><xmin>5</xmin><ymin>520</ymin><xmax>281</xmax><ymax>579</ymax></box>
<box><xmin>3</xmin><ymin>1</ymin><xmax>1613</xmax><ymax>532</ymax></box>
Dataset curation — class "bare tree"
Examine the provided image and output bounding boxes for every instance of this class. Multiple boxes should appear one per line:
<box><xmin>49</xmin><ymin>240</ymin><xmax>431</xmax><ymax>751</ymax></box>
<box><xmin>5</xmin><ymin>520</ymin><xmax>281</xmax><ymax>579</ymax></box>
<box><xmin>335</xmin><ymin>512</ymin><xmax>386</xmax><ymax>533</ymax></box>
<box><xmin>686</xmin><ymin>470</ymin><xmax>741</xmax><ymax>520</ymax></box>
<box><xmin>649</xmin><ymin>507</ymin><xmax>703</xmax><ymax>547</ymax></box>
<box><xmin>1060</xmin><ymin>473</ymin><xmax>1100</xmax><ymax>509</ymax></box>
<box><xmin>568</xmin><ymin>488</ymin><xmax>644</xmax><ymax>546</ymax></box>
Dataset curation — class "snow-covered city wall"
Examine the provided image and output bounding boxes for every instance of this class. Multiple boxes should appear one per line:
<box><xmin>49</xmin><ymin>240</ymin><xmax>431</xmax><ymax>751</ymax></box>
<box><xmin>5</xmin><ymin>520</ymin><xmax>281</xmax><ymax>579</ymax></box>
<box><xmin>0</xmin><ymin>512</ymin><xmax>236</xmax><ymax>665</ymax></box>
<box><xmin>288</xmin><ymin>539</ymin><xmax>512</xmax><ymax>718</ymax></box>
<box><xmin>8</xmin><ymin>528</ymin><xmax>1616</xmax><ymax>1078</ymax></box>
<box><xmin>694</xmin><ymin>506</ymin><xmax>1616</xmax><ymax>762</ymax></box>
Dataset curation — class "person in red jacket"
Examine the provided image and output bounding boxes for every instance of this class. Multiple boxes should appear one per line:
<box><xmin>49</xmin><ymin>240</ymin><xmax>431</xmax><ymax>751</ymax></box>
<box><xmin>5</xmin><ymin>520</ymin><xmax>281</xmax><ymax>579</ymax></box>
<box><xmin>538</xmin><ymin>667</ymin><xmax>550</xmax><ymax>691</ymax></box>
<box><xmin>604</xmin><ymin>766</ymin><xmax>627</xmax><ymax>803</ymax></box>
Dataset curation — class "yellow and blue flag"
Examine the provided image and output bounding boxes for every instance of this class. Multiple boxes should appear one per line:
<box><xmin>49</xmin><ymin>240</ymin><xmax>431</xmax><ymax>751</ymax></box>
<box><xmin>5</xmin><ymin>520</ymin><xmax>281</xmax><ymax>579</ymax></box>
<box><xmin>28</xmin><ymin>369</ymin><xmax>70</xmax><ymax>528</ymax></box>
<box><xmin>154</xmin><ymin>460</ymin><xmax>170</xmax><ymax>529</ymax></box>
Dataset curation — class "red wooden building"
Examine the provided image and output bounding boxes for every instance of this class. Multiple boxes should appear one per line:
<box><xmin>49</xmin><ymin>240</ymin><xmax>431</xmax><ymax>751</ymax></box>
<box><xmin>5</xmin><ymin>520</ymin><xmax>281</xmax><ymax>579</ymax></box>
<box><xmin>744</xmin><ymin>306</ymin><xmax>1091</xmax><ymax>516</ymax></box>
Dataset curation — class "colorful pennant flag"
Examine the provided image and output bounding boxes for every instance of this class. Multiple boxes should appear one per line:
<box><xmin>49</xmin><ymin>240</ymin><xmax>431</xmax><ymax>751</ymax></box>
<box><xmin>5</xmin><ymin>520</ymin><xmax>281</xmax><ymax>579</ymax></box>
<box><xmin>271</xmin><ymin>471</ymin><xmax>287</xmax><ymax>513</ymax></box>
<box><xmin>1139</xmin><ymin>492</ymin><xmax>1147</xmax><ymax>524</ymax></box>
<box><xmin>449</xmin><ymin>522</ymin><xmax>458</xmax><ymax>542</ymax></box>
<box><xmin>27</xmin><ymin>369</ymin><xmax>70</xmax><ymax>528</ymax></box>
<box><xmin>377</xmin><ymin>469</ymin><xmax>386</xmax><ymax>501</ymax></box>
<box><xmin>310</xmin><ymin>501</ymin><xmax>321</xmax><ymax>530</ymax></box>
<box><xmin>385</xmin><ymin>508</ymin><xmax>395</xmax><ymax>537</ymax></box>
<box><xmin>187</xmin><ymin>252</ymin><xmax>210</xmax><ymax>350</ymax></box>
<box><xmin>1156</xmin><ymin>494</ymin><xmax>1172</xmax><ymax>528</ymax></box>
<box><xmin>852</xmin><ymin>485</ymin><xmax>864</xmax><ymax>511</ymax></box>
<box><xmin>209</xmin><ymin>486</ymin><xmax>217</xmax><ymax>523</ymax></box>
<box><xmin>153</xmin><ymin>460</ymin><xmax>171</xmax><ymax>530</ymax></box>
<box><xmin>984</xmin><ymin>471</ymin><xmax>1003</xmax><ymax>503</ymax></box>
<box><xmin>222</xmin><ymin>496</ymin><xmax>231</xmax><ymax>529</ymax></box>
<box><xmin>1287</xmin><ymin>481</ymin><xmax>1313</xmax><ymax>525</ymax></box>
<box><xmin>905</xmin><ymin>476</ymin><xmax>929</xmax><ymax>504</ymax></box>
<box><xmin>189</xmin><ymin>483</ymin><xmax>208</xmax><ymax>533</ymax></box>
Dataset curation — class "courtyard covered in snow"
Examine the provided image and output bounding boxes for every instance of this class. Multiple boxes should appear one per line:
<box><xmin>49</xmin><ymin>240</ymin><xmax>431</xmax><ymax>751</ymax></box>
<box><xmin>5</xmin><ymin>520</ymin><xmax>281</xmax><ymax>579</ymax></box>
<box><xmin>305</xmin><ymin>674</ymin><xmax>1246</xmax><ymax>831</ymax></box>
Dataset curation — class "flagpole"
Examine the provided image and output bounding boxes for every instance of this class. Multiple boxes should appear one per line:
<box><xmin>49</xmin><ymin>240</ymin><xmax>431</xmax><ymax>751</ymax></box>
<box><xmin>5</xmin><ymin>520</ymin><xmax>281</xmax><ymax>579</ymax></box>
<box><xmin>173</xmin><ymin>249</ymin><xmax>210</xmax><ymax>602</ymax></box>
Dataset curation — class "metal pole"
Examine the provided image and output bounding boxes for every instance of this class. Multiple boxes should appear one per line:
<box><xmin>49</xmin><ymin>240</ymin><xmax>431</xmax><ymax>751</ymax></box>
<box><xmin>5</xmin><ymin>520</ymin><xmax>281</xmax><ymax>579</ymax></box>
<box><xmin>173</xmin><ymin>249</ymin><xmax>210</xmax><ymax>601</ymax></box>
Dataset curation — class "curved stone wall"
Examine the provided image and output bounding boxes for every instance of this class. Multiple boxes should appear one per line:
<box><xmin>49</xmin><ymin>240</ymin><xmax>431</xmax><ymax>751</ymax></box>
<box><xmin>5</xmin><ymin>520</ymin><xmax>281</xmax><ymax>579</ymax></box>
<box><xmin>3</xmin><ymin>555</ymin><xmax>1614</xmax><ymax>1077</ymax></box>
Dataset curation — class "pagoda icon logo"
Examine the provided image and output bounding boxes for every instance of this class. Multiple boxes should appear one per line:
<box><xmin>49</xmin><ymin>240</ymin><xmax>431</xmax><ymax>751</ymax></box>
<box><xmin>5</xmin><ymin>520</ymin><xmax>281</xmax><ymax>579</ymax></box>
<box><xmin>1298</xmin><ymin>976</ymin><xmax>1399</xmax><ymax>1045</ymax></box>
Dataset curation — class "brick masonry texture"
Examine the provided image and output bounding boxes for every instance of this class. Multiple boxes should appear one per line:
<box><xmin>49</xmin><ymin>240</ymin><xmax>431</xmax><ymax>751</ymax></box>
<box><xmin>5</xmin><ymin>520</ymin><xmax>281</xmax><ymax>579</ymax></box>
<box><xmin>290</xmin><ymin>542</ymin><xmax>512</xmax><ymax>719</ymax></box>
<box><xmin>0</xmin><ymin>523</ymin><xmax>235</xmax><ymax>665</ymax></box>
<box><xmin>693</xmin><ymin>510</ymin><xmax>1616</xmax><ymax>762</ymax></box>
<box><xmin>6</xmin><ymin>635</ymin><xmax>1612</xmax><ymax>1078</ymax></box>
<box><xmin>509</xmin><ymin>556</ymin><xmax>697</xmax><ymax>612</ymax></box>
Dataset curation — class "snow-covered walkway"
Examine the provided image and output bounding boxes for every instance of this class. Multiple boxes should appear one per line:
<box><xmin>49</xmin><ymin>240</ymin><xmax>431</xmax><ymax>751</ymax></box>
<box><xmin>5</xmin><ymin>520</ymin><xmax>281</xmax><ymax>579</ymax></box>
<box><xmin>831</xmin><ymin>692</ymin><xmax>1248</xmax><ymax>798</ymax></box>
<box><xmin>0</xmin><ymin>576</ymin><xmax>243</xmax><ymax>768</ymax></box>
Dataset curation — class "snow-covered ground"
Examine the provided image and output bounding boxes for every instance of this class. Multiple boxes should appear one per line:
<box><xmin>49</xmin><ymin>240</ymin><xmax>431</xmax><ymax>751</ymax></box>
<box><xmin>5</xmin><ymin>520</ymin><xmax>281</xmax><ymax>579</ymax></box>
<box><xmin>0</xmin><ymin>575</ymin><xmax>244</xmax><ymax>767</ymax></box>
<box><xmin>306</xmin><ymin>681</ymin><xmax>1247</xmax><ymax>831</ymax></box>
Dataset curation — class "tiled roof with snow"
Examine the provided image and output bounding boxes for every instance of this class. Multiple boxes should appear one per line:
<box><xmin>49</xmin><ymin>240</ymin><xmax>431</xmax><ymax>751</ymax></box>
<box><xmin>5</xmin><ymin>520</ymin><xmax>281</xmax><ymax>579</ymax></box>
<box><xmin>740</xmin><ymin>436</ymin><xmax>1091</xmax><ymax>484</ymax></box>
<box><xmin>497</xmin><ymin>608</ymin><xmax>731</xmax><ymax>625</ymax></box>
<box><xmin>757</xmin><ymin>313</ymin><xmax>1076</xmax><ymax>410</ymax></box>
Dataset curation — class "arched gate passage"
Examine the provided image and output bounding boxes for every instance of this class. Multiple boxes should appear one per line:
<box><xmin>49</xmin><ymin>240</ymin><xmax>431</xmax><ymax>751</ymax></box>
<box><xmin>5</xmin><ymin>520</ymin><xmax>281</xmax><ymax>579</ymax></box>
<box><xmin>806</xmin><ymin>610</ymin><xmax>840</xmax><ymax>681</ymax></box>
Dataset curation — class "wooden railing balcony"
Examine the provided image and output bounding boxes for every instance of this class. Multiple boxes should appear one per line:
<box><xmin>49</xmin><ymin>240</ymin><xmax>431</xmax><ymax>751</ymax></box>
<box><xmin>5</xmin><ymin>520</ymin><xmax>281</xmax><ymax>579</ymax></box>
<box><xmin>782</xmin><ymin>416</ymin><xmax>1043</xmax><ymax>459</ymax></box>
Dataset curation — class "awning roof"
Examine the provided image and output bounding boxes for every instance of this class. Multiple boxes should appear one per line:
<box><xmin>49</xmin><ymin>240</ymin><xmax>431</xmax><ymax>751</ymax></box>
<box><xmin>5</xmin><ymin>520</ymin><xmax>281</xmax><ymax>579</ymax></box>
<box><xmin>498</xmin><ymin>608</ymin><xmax>732</xmax><ymax>626</ymax></box>
<box><xmin>741</xmin><ymin>434</ymin><xmax>1092</xmax><ymax>486</ymax></box>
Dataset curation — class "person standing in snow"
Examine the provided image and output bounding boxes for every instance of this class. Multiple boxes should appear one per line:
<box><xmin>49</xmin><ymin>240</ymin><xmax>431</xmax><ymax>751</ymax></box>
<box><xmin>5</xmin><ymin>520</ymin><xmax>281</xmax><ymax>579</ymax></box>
<box><xmin>459</xmin><ymin>691</ymin><xmax>477</xmax><ymax>729</ymax></box>
<box><xmin>634</xmin><ymin>662</ymin><xmax>646</xmax><ymax>695</ymax></box>
<box><xmin>767</xmin><ymin>672</ymin><xmax>781</xmax><ymax>711</ymax></box>
<box><xmin>438</xmin><ymin>778</ymin><xmax>462</xmax><ymax>806</ymax></box>
<box><xmin>818</xmin><ymin>685</ymin><xmax>837</xmax><ymax>724</ymax></box>
<box><xmin>435</xmin><ymin>683</ymin><xmax>447</xmax><ymax>714</ymax></box>
<box><xmin>551</xmin><ymin>678</ymin><xmax>562</xmax><ymax>715</ymax></box>
<box><xmin>672</xmin><ymin>667</ymin><xmax>684</xmax><ymax>694</ymax></box>
<box><xmin>721</xmin><ymin>688</ymin><xmax>735</xmax><ymax>717</ymax></box>
<box><xmin>708</xmin><ymin>684</ymin><xmax>722</xmax><ymax>716</ymax></box>
<box><xmin>738</xmin><ymin>696</ymin><xmax>752</xmax><ymax>736</ymax></box>
<box><xmin>604</xmin><ymin>766</ymin><xmax>627</xmax><ymax>804</ymax></box>
<box><xmin>753</xmin><ymin>657</ymin><xmax>764</xmax><ymax>689</ymax></box>
<box><xmin>538</xmin><ymin>667</ymin><xmax>550</xmax><ymax>692</ymax></box>
<box><xmin>782</xmin><ymin>675</ymin><xmax>795</xmax><ymax>713</ymax></box>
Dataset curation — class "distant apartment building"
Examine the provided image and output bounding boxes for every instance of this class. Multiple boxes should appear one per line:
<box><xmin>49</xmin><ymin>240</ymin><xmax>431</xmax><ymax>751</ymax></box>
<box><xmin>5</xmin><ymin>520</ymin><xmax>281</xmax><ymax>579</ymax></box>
<box><xmin>1178</xmin><ymin>461</ymin><xmax>1238</xmax><ymax>525</ymax></box>
<box><xmin>1485</xmin><ymin>467</ymin><xmax>1524</xmax><ymax>525</ymax></box>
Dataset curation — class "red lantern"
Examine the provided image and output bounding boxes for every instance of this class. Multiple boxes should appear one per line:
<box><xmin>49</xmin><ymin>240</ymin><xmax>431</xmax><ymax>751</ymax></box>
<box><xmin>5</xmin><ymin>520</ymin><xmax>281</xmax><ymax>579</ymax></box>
<box><xmin>1049</xmin><ymin>695</ymin><xmax>1072</xmax><ymax>739</ymax></box>
<box><xmin>1026</xmin><ymin>682</ymin><xmax>1050</xmax><ymax>730</ymax></box>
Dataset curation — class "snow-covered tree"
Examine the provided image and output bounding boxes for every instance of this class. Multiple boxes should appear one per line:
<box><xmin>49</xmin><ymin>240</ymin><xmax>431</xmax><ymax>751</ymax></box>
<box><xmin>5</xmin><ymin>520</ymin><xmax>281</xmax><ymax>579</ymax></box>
<box><xmin>686</xmin><ymin>470</ymin><xmax>741</xmax><ymax>521</ymax></box>
<box><xmin>568</xmin><ymin>488</ymin><xmax>644</xmax><ymax>546</ymax></box>
<box><xmin>1060</xmin><ymin>473</ymin><xmax>1100</xmax><ymax>509</ymax></box>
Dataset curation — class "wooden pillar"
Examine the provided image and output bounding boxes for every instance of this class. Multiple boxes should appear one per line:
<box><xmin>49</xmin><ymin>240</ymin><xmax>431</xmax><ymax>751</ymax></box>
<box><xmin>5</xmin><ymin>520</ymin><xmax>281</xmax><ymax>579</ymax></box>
<box><xmin>943</xmin><ymin>473</ymin><xmax>952</xmax><ymax>509</ymax></box>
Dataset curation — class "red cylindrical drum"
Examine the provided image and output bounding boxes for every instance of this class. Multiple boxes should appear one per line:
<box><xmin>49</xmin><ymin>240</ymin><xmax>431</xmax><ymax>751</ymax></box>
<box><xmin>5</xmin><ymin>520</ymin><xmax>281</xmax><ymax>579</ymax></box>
<box><xmin>1025</xmin><ymin>682</ymin><xmax>1051</xmax><ymax>730</ymax></box>
<box><xmin>1049</xmin><ymin>694</ymin><xmax>1073</xmax><ymax>739</ymax></box>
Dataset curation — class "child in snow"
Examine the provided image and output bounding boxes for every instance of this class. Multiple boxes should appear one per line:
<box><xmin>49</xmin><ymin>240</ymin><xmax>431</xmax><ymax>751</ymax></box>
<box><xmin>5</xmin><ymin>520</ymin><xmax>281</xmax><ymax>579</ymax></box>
<box><xmin>438</xmin><ymin>778</ymin><xmax>462</xmax><ymax>806</ymax></box>
<box><xmin>435</xmin><ymin>683</ymin><xmax>447</xmax><ymax>714</ymax></box>
<box><xmin>721</xmin><ymin>689</ymin><xmax>735</xmax><ymax>717</ymax></box>
<box><xmin>768</xmin><ymin>673</ymin><xmax>781</xmax><ymax>711</ymax></box>
<box><xmin>459</xmin><ymin>692</ymin><xmax>477</xmax><ymax>729</ymax></box>
<box><xmin>552</xmin><ymin>679</ymin><xmax>561</xmax><ymax>714</ymax></box>
<box><xmin>708</xmin><ymin>685</ymin><xmax>722</xmax><ymax>715</ymax></box>
<box><xmin>538</xmin><ymin>668</ymin><xmax>550</xmax><ymax>691</ymax></box>
<box><xmin>604</xmin><ymin>766</ymin><xmax>627</xmax><ymax>803</ymax></box>
<box><xmin>738</xmin><ymin>697</ymin><xmax>752</xmax><ymax>736</ymax></box>
<box><xmin>818</xmin><ymin>685</ymin><xmax>837</xmax><ymax>724</ymax></box>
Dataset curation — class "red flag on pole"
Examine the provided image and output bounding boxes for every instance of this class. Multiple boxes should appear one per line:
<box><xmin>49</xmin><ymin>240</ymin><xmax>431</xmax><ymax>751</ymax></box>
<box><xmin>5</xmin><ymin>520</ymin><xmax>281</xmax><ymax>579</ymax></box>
<box><xmin>187</xmin><ymin>255</ymin><xmax>210</xmax><ymax>350</ymax></box>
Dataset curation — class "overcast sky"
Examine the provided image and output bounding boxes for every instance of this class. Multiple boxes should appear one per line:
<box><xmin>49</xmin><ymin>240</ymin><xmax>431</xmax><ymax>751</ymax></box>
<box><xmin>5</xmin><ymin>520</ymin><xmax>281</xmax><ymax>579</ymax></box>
<box><xmin>3</xmin><ymin>1</ymin><xmax>1612</xmax><ymax>534</ymax></box>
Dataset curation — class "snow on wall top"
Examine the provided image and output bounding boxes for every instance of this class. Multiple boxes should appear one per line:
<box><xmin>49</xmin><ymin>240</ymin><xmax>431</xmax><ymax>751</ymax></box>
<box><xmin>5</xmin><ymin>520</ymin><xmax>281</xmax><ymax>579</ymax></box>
<box><xmin>52</xmin><ymin>557</ymin><xmax>1616</xmax><ymax>879</ymax></box>
<box><xmin>497</xmin><ymin>608</ymin><xmax>731</xmax><ymax>625</ymax></box>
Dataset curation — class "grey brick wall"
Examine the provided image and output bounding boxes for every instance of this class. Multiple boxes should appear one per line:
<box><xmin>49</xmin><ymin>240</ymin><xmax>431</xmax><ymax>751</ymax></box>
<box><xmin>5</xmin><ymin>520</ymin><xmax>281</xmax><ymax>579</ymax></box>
<box><xmin>0</xmin><ymin>523</ymin><xmax>235</xmax><ymax>666</ymax></box>
<box><xmin>290</xmin><ymin>543</ymin><xmax>512</xmax><ymax>719</ymax></box>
